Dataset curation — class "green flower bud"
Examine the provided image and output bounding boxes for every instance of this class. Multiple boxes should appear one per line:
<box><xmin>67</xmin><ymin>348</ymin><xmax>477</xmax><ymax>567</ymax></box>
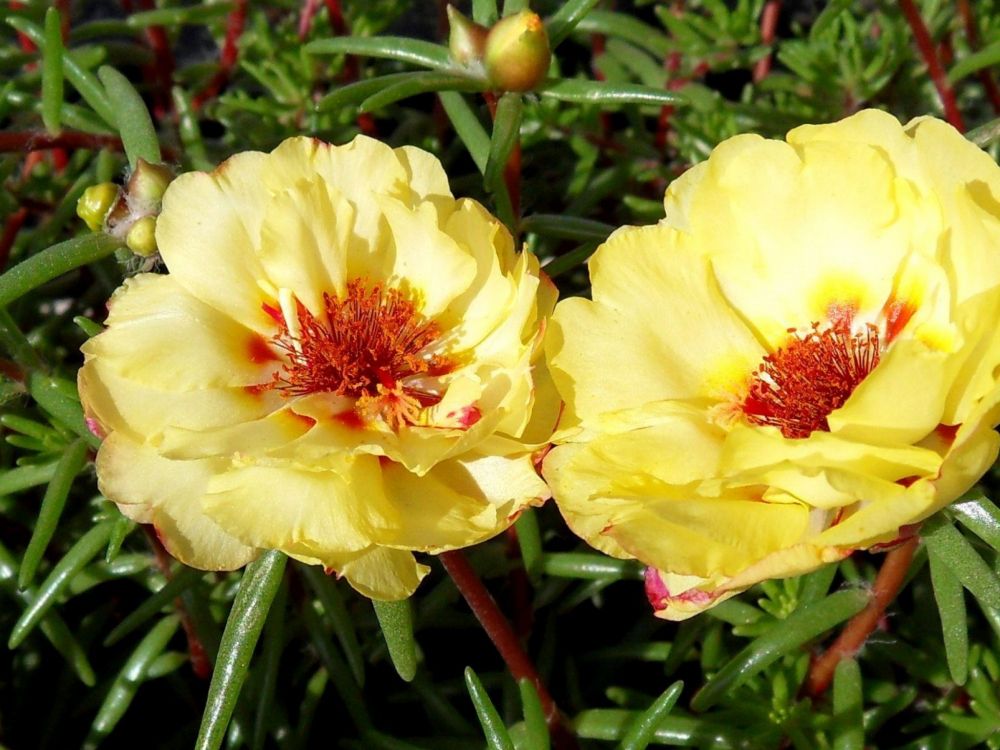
<box><xmin>125</xmin><ymin>215</ymin><xmax>158</xmax><ymax>257</ymax></box>
<box><xmin>126</xmin><ymin>159</ymin><xmax>174</xmax><ymax>213</ymax></box>
<box><xmin>447</xmin><ymin>5</ymin><xmax>488</xmax><ymax>69</ymax></box>
<box><xmin>484</xmin><ymin>10</ymin><xmax>550</xmax><ymax>92</ymax></box>
<box><xmin>76</xmin><ymin>183</ymin><xmax>121</xmax><ymax>232</ymax></box>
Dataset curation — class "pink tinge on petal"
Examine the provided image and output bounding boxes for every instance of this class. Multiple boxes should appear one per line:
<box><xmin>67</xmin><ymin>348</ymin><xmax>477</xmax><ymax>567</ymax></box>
<box><xmin>869</xmin><ymin>522</ymin><xmax>921</xmax><ymax>553</ymax></box>
<box><xmin>85</xmin><ymin>416</ymin><xmax>106</xmax><ymax>440</ymax></box>
<box><xmin>447</xmin><ymin>405</ymin><xmax>482</xmax><ymax>429</ymax></box>
<box><xmin>644</xmin><ymin>567</ymin><xmax>715</xmax><ymax>612</ymax></box>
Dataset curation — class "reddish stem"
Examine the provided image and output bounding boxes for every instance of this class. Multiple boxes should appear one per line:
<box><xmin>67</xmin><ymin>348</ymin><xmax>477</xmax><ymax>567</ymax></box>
<box><xmin>0</xmin><ymin>131</ymin><xmax>123</xmax><ymax>152</ymax></box>
<box><xmin>0</xmin><ymin>207</ymin><xmax>28</xmax><ymax>272</ymax></box>
<box><xmin>9</xmin><ymin>1</ymin><xmax>36</xmax><ymax>54</ymax></box>
<box><xmin>899</xmin><ymin>0</ymin><xmax>965</xmax><ymax>132</ymax></box>
<box><xmin>130</xmin><ymin>0</ymin><xmax>174</xmax><ymax>118</ymax></box>
<box><xmin>142</xmin><ymin>526</ymin><xmax>212</xmax><ymax>679</ymax></box>
<box><xmin>298</xmin><ymin>0</ymin><xmax>322</xmax><ymax>39</ymax></box>
<box><xmin>956</xmin><ymin>0</ymin><xmax>1000</xmax><ymax>114</ymax></box>
<box><xmin>193</xmin><ymin>0</ymin><xmax>247</xmax><ymax>108</ymax></box>
<box><xmin>806</xmin><ymin>536</ymin><xmax>919</xmax><ymax>697</ymax></box>
<box><xmin>753</xmin><ymin>0</ymin><xmax>781</xmax><ymax>83</ymax></box>
<box><xmin>439</xmin><ymin>550</ymin><xmax>577</xmax><ymax>749</ymax></box>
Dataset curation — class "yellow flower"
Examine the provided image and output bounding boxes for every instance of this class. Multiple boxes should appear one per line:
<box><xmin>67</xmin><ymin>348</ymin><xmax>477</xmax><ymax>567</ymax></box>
<box><xmin>80</xmin><ymin>136</ymin><xmax>556</xmax><ymax>600</ymax></box>
<box><xmin>543</xmin><ymin>110</ymin><xmax>1000</xmax><ymax>620</ymax></box>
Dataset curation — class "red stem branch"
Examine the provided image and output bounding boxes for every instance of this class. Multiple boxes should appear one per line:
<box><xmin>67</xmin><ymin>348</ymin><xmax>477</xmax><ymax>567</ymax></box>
<box><xmin>142</xmin><ymin>526</ymin><xmax>212</xmax><ymax>679</ymax></box>
<box><xmin>439</xmin><ymin>550</ymin><xmax>577</xmax><ymax>749</ymax></box>
<box><xmin>0</xmin><ymin>207</ymin><xmax>28</xmax><ymax>272</ymax></box>
<box><xmin>956</xmin><ymin>0</ymin><xmax>1000</xmax><ymax>114</ymax></box>
<box><xmin>0</xmin><ymin>131</ymin><xmax>123</xmax><ymax>152</ymax></box>
<box><xmin>806</xmin><ymin>536</ymin><xmax>919</xmax><ymax>697</ymax></box>
<box><xmin>899</xmin><ymin>0</ymin><xmax>965</xmax><ymax>131</ymax></box>
<box><xmin>193</xmin><ymin>0</ymin><xmax>247</xmax><ymax>109</ymax></box>
<box><xmin>753</xmin><ymin>0</ymin><xmax>781</xmax><ymax>83</ymax></box>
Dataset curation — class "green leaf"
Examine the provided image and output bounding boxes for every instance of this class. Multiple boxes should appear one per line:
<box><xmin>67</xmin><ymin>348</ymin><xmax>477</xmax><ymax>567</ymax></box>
<box><xmin>315</xmin><ymin>72</ymin><xmax>422</xmax><ymax>112</ymax></box>
<box><xmin>86</xmin><ymin>616</ymin><xmax>180</xmax><ymax>747</ymax></box>
<box><xmin>105</xmin><ymin>513</ymin><xmax>135</xmax><ymax>563</ymax></box>
<box><xmin>832</xmin><ymin>658</ymin><xmax>864</xmax><ymax>750</ymax></box>
<box><xmin>171</xmin><ymin>86</ymin><xmax>212</xmax><ymax>171</ymax></box>
<box><xmin>0</xmin><ymin>540</ymin><xmax>95</xmax><ymax>686</ymax></box>
<box><xmin>573</xmin><ymin>709</ymin><xmax>739</xmax><ymax>747</ymax></box>
<box><xmin>572</xmin><ymin>11</ymin><xmax>671</xmax><ymax>58</ymax></box>
<box><xmin>538</xmin><ymin>78</ymin><xmax>685</xmax><ymax>106</ymax></box>
<box><xmin>98</xmin><ymin>65</ymin><xmax>161</xmax><ymax>167</ymax></box>
<box><xmin>360</xmin><ymin>72</ymin><xmax>485</xmax><ymax>112</ymax></box>
<box><xmin>372</xmin><ymin>598</ymin><xmax>417</xmax><ymax>682</ymax></box>
<box><xmin>125</xmin><ymin>4</ymin><xmax>231</xmax><ymax>28</ymax></box>
<box><xmin>514</xmin><ymin>510</ymin><xmax>543</xmax><ymax>579</ymax></box>
<box><xmin>6</xmin><ymin>17</ymin><xmax>117</xmax><ymax>127</ymax></box>
<box><xmin>502</xmin><ymin>0</ymin><xmax>528</xmax><ymax>16</ymax></box>
<box><xmin>541</xmin><ymin>552</ymin><xmax>645</xmax><ymax>580</ymax></box>
<box><xmin>484</xmin><ymin>92</ymin><xmax>522</xmax><ymax>192</ymax></box>
<box><xmin>521</xmin><ymin>214</ymin><xmax>614</xmax><ymax>242</ymax></box>
<box><xmin>0</xmin><ymin>461</ymin><xmax>58</xmax><ymax>496</ymax></box>
<box><xmin>968</xmin><ymin>117</ymin><xmax>1000</xmax><ymax>148</ymax></box>
<box><xmin>690</xmin><ymin>588</ymin><xmax>869</xmax><ymax>711</ymax></box>
<box><xmin>305</xmin><ymin>37</ymin><xmax>453</xmax><ymax>71</ymax></box>
<box><xmin>18</xmin><ymin>438</ymin><xmax>89</xmax><ymax>588</ymax></box>
<box><xmin>928</xmin><ymin>540</ymin><xmax>968</xmax><ymax>685</ymax></box>
<box><xmin>41</xmin><ymin>7</ymin><xmax>64</xmax><ymax>135</ymax></box>
<box><xmin>439</xmin><ymin>90</ymin><xmax>491</xmax><ymax>174</ymax></box>
<box><xmin>251</xmin><ymin>577</ymin><xmax>287</xmax><ymax>750</ymax></box>
<box><xmin>546</xmin><ymin>0</ymin><xmax>603</xmax><ymax>49</ymax></box>
<box><xmin>103</xmin><ymin>566</ymin><xmax>202</xmax><ymax>646</ymax></box>
<box><xmin>0</xmin><ymin>233</ymin><xmax>123</xmax><ymax>309</ymax></box>
<box><xmin>949</xmin><ymin>492</ymin><xmax>1000</xmax><ymax>552</ymax></box>
<box><xmin>464</xmin><ymin>666</ymin><xmax>515</xmax><ymax>750</ymax></box>
<box><xmin>473</xmin><ymin>0</ymin><xmax>498</xmax><ymax>25</ymax></box>
<box><xmin>301</xmin><ymin>566</ymin><xmax>366</xmax><ymax>686</ymax></box>
<box><xmin>8</xmin><ymin>520</ymin><xmax>114</xmax><ymax>648</ymax></box>
<box><xmin>923</xmin><ymin>516</ymin><xmax>1000</xmax><ymax>611</ymax></box>
<box><xmin>948</xmin><ymin>39</ymin><xmax>1000</xmax><ymax>83</ymax></box>
<box><xmin>27</xmin><ymin>372</ymin><xmax>101</xmax><ymax>449</ymax></box>
<box><xmin>195</xmin><ymin>550</ymin><xmax>287</xmax><ymax>750</ymax></box>
<box><xmin>617</xmin><ymin>681</ymin><xmax>683</xmax><ymax>750</ymax></box>
<box><xmin>518</xmin><ymin>679</ymin><xmax>549</xmax><ymax>750</ymax></box>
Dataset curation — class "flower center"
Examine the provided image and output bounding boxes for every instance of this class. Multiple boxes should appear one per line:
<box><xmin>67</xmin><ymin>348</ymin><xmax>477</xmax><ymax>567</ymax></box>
<box><xmin>741</xmin><ymin>322</ymin><xmax>881</xmax><ymax>439</ymax></box>
<box><xmin>268</xmin><ymin>279</ymin><xmax>454</xmax><ymax>429</ymax></box>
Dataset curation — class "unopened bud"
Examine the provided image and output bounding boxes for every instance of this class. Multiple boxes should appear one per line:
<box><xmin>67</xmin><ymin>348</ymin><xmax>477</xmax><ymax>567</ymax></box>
<box><xmin>484</xmin><ymin>11</ymin><xmax>550</xmax><ymax>91</ymax></box>
<box><xmin>126</xmin><ymin>159</ymin><xmax>174</xmax><ymax>213</ymax></box>
<box><xmin>125</xmin><ymin>215</ymin><xmax>157</xmax><ymax>257</ymax></box>
<box><xmin>76</xmin><ymin>183</ymin><xmax>120</xmax><ymax>232</ymax></box>
<box><xmin>447</xmin><ymin>5</ymin><xmax>488</xmax><ymax>68</ymax></box>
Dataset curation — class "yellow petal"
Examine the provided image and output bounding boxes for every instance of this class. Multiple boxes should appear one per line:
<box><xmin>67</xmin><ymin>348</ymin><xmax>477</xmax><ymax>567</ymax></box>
<box><xmin>96</xmin><ymin>433</ymin><xmax>257</xmax><ymax>569</ymax></box>
<box><xmin>547</xmin><ymin>224</ymin><xmax>762</xmax><ymax>436</ymax></box>
<box><xmin>339</xmin><ymin>547</ymin><xmax>429</xmax><ymax>601</ymax></box>
<box><xmin>201</xmin><ymin>456</ymin><xmax>399</xmax><ymax>561</ymax></box>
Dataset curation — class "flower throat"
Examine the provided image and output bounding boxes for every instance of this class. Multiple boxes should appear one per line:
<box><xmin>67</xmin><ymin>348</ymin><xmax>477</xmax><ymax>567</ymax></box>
<box><xmin>742</xmin><ymin>322</ymin><xmax>881</xmax><ymax>439</ymax></box>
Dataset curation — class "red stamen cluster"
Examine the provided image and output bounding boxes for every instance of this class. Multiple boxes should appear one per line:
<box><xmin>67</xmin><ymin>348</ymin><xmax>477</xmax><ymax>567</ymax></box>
<box><xmin>269</xmin><ymin>280</ymin><xmax>453</xmax><ymax>429</ymax></box>
<box><xmin>742</xmin><ymin>322</ymin><xmax>881</xmax><ymax>439</ymax></box>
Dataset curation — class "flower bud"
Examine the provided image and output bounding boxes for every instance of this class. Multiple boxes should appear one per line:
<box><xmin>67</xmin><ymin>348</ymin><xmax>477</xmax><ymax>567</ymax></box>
<box><xmin>484</xmin><ymin>10</ymin><xmax>550</xmax><ymax>92</ymax></box>
<box><xmin>76</xmin><ymin>183</ymin><xmax>120</xmax><ymax>232</ymax></box>
<box><xmin>125</xmin><ymin>215</ymin><xmax>157</xmax><ymax>257</ymax></box>
<box><xmin>447</xmin><ymin>5</ymin><xmax>488</xmax><ymax>69</ymax></box>
<box><xmin>126</xmin><ymin>159</ymin><xmax>174</xmax><ymax>214</ymax></box>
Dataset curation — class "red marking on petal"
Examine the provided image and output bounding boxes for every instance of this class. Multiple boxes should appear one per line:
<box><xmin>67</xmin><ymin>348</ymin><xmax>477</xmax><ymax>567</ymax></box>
<box><xmin>883</xmin><ymin>297</ymin><xmax>916</xmax><ymax>343</ymax></box>
<box><xmin>324</xmin><ymin>566</ymin><xmax>337</xmax><ymax>576</ymax></box>
<box><xmin>262</xmin><ymin>302</ymin><xmax>283</xmax><ymax>325</ymax></box>
<box><xmin>447</xmin><ymin>405</ymin><xmax>481</xmax><ymax>429</ymax></box>
<box><xmin>247</xmin><ymin>334</ymin><xmax>279</xmax><ymax>364</ymax></box>
<box><xmin>243</xmin><ymin>383</ymin><xmax>269</xmax><ymax>397</ymax></box>
<box><xmin>334</xmin><ymin>409</ymin><xmax>365</xmax><ymax>430</ymax></box>
<box><xmin>896</xmin><ymin>475</ymin><xmax>920</xmax><ymax>488</ymax></box>
<box><xmin>644</xmin><ymin>567</ymin><xmax>670</xmax><ymax>609</ymax></box>
<box><xmin>288</xmin><ymin>412</ymin><xmax>316</xmax><ymax>428</ymax></box>
<box><xmin>532</xmin><ymin>444</ymin><xmax>553</xmax><ymax>472</ymax></box>
<box><xmin>869</xmin><ymin>523</ymin><xmax>921</xmax><ymax>552</ymax></box>
<box><xmin>85</xmin><ymin>416</ymin><xmax>106</xmax><ymax>440</ymax></box>
<box><xmin>935</xmin><ymin>422</ymin><xmax>960</xmax><ymax>444</ymax></box>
